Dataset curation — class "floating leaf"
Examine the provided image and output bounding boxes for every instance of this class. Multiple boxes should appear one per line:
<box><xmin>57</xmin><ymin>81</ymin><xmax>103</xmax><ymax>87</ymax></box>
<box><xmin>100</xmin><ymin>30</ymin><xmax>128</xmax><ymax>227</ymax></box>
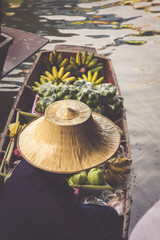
<box><xmin>132</xmin><ymin>30</ymin><xmax>160</xmax><ymax>36</ymax></box>
<box><xmin>71</xmin><ymin>21</ymin><xmax>84</xmax><ymax>25</ymax></box>
<box><xmin>123</xmin><ymin>40</ymin><xmax>147</xmax><ymax>45</ymax></box>
<box><xmin>72</xmin><ymin>20</ymin><xmax>118</xmax><ymax>25</ymax></box>
<box><xmin>114</xmin><ymin>24</ymin><xmax>133</xmax><ymax>29</ymax></box>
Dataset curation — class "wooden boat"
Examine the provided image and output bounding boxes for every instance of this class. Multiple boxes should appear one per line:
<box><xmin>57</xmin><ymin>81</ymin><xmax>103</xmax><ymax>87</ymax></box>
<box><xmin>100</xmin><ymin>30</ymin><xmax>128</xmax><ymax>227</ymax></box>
<box><xmin>0</xmin><ymin>27</ymin><xmax>49</xmax><ymax>79</ymax></box>
<box><xmin>0</xmin><ymin>45</ymin><xmax>131</xmax><ymax>239</ymax></box>
<box><xmin>0</xmin><ymin>0</ymin><xmax>49</xmax><ymax>79</ymax></box>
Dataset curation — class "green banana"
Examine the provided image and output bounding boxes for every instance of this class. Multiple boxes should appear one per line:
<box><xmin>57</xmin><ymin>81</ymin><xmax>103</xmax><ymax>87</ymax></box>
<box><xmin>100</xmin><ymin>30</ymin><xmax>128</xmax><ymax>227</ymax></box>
<box><xmin>43</xmin><ymin>56</ymin><xmax>52</xmax><ymax>71</ymax></box>
<box><xmin>104</xmin><ymin>169</ymin><xmax>125</xmax><ymax>188</ymax></box>
<box><xmin>57</xmin><ymin>53</ymin><xmax>63</xmax><ymax>66</ymax></box>
<box><xmin>110</xmin><ymin>164</ymin><xmax>131</xmax><ymax>175</ymax></box>
<box><xmin>64</xmin><ymin>64</ymin><xmax>72</xmax><ymax>72</ymax></box>
<box><xmin>85</xmin><ymin>53</ymin><xmax>94</xmax><ymax>64</ymax></box>
<box><xmin>59</xmin><ymin>58</ymin><xmax>69</xmax><ymax>68</ymax></box>
<box><xmin>113</xmin><ymin>158</ymin><xmax>132</xmax><ymax>167</ymax></box>
<box><xmin>81</xmin><ymin>51</ymin><xmax>87</xmax><ymax>65</ymax></box>
<box><xmin>87</xmin><ymin>58</ymin><xmax>98</xmax><ymax>69</ymax></box>
<box><xmin>70</xmin><ymin>57</ymin><xmax>79</xmax><ymax>70</ymax></box>
<box><xmin>90</xmin><ymin>65</ymin><xmax>103</xmax><ymax>74</ymax></box>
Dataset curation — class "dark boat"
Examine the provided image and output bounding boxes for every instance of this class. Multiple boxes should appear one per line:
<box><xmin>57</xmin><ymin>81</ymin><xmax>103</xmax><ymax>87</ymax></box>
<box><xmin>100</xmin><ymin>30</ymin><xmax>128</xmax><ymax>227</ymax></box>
<box><xmin>0</xmin><ymin>45</ymin><xmax>131</xmax><ymax>239</ymax></box>
<box><xmin>0</xmin><ymin>0</ymin><xmax>49</xmax><ymax>79</ymax></box>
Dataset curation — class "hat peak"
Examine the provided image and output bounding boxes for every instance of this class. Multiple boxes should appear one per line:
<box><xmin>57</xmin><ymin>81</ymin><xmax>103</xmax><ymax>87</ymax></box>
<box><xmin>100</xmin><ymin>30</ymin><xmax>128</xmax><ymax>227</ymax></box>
<box><xmin>56</xmin><ymin>106</ymin><xmax>78</xmax><ymax>120</ymax></box>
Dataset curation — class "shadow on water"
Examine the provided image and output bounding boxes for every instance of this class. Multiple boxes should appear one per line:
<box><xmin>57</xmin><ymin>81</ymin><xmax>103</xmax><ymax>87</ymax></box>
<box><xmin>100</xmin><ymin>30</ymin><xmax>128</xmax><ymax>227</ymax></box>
<box><xmin>1</xmin><ymin>0</ymin><xmax>160</xmax><ymax>236</ymax></box>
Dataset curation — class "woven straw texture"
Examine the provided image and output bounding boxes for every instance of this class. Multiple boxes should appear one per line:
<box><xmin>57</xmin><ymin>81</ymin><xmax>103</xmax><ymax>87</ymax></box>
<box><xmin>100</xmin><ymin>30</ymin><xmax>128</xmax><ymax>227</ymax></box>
<box><xmin>18</xmin><ymin>100</ymin><xmax>120</xmax><ymax>173</ymax></box>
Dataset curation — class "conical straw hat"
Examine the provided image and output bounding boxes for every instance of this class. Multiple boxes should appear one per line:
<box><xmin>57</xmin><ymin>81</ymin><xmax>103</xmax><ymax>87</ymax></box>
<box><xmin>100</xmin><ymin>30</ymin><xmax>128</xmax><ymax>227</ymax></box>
<box><xmin>18</xmin><ymin>100</ymin><xmax>120</xmax><ymax>174</ymax></box>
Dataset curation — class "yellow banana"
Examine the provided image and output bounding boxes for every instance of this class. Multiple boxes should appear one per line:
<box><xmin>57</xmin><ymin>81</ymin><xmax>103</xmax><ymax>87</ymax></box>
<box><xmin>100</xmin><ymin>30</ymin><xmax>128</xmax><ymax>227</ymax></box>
<box><xmin>40</xmin><ymin>78</ymin><xmax>46</xmax><ymax>85</ymax></box>
<box><xmin>45</xmin><ymin>71</ymin><xmax>55</xmax><ymax>81</ymax></box>
<box><xmin>53</xmin><ymin>50</ymin><xmax>57</xmax><ymax>57</ymax></box>
<box><xmin>61</xmin><ymin>71</ymin><xmax>71</xmax><ymax>80</ymax></box>
<box><xmin>58</xmin><ymin>67</ymin><xmax>65</xmax><ymax>79</ymax></box>
<box><xmin>62</xmin><ymin>76</ymin><xmax>76</xmax><ymax>82</ymax></box>
<box><xmin>82</xmin><ymin>74</ymin><xmax>88</xmax><ymax>81</ymax></box>
<box><xmin>52</xmin><ymin>66</ymin><xmax>58</xmax><ymax>79</ymax></box>
<box><xmin>32</xmin><ymin>86</ymin><xmax>38</xmax><ymax>91</ymax></box>
<box><xmin>76</xmin><ymin>52</ymin><xmax>82</xmax><ymax>66</ymax></box>
<box><xmin>9</xmin><ymin>121</ymin><xmax>20</xmax><ymax>138</ymax></box>
<box><xmin>40</xmin><ymin>75</ymin><xmax>49</xmax><ymax>80</ymax></box>
<box><xmin>49</xmin><ymin>52</ymin><xmax>56</xmax><ymax>65</ymax></box>
<box><xmin>49</xmin><ymin>53</ymin><xmax>53</xmax><ymax>63</ymax></box>
<box><xmin>87</xmin><ymin>71</ymin><xmax>92</xmax><ymax>82</ymax></box>
<box><xmin>92</xmin><ymin>71</ymin><xmax>98</xmax><ymax>84</ymax></box>
<box><xmin>95</xmin><ymin>76</ymin><xmax>104</xmax><ymax>85</ymax></box>
<box><xmin>34</xmin><ymin>81</ymin><xmax>41</xmax><ymax>87</ymax></box>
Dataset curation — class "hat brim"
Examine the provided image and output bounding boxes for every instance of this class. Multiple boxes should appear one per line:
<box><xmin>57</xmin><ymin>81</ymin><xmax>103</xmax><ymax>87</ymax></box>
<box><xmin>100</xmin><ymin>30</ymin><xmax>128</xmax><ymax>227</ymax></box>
<box><xmin>18</xmin><ymin>112</ymin><xmax>120</xmax><ymax>174</ymax></box>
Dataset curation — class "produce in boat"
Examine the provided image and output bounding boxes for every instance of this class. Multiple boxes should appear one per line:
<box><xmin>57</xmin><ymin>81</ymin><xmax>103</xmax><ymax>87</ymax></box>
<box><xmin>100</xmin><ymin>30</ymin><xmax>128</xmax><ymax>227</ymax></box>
<box><xmin>87</xmin><ymin>168</ymin><xmax>104</xmax><ymax>185</ymax></box>
<box><xmin>41</xmin><ymin>50</ymin><xmax>105</xmax><ymax>85</ymax></box>
<box><xmin>32</xmin><ymin>80</ymin><xmax>123</xmax><ymax>119</ymax></box>
<box><xmin>0</xmin><ymin>45</ymin><xmax>131</xmax><ymax>239</ymax></box>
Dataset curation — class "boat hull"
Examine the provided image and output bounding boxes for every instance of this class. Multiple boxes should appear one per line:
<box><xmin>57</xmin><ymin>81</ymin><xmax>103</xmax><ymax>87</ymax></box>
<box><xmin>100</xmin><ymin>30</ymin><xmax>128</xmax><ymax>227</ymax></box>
<box><xmin>0</xmin><ymin>45</ymin><xmax>131</xmax><ymax>239</ymax></box>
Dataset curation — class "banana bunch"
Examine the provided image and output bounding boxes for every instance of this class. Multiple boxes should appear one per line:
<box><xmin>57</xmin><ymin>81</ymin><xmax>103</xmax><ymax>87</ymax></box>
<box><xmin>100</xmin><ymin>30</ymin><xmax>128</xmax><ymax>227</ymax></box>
<box><xmin>104</xmin><ymin>157</ymin><xmax>132</xmax><ymax>188</ymax></box>
<box><xmin>69</xmin><ymin>51</ymin><xmax>104</xmax><ymax>76</ymax></box>
<box><xmin>81</xmin><ymin>71</ymin><xmax>104</xmax><ymax>86</ymax></box>
<box><xmin>43</xmin><ymin>50</ymin><xmax>70</xmax><ymax>71</ymax></box>
<box><xmin>52</xmin><ymin>66</ymin><xmax>76</xmax><ymax>83</ymax></box>
<box><xmin>32</xmin><ymin>66</ymin><xmax>76</xmax><ymax>91</ymax></box>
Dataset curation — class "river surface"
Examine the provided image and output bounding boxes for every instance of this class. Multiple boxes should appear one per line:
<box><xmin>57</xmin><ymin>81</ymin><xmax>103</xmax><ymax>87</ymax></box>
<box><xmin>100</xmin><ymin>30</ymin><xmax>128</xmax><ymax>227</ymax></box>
<box><xmin>0</xmin><ymin>0</ymin><xmax>160</xmax><ymax>236</ymax></box>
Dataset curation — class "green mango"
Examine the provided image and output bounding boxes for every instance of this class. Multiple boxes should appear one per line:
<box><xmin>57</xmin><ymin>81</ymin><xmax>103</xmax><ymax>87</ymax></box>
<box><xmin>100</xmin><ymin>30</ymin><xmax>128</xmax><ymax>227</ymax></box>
<box><xmin>88</xmin><ymin>168</ymin><xmax>104</xmax><ymax>185</ymax></box>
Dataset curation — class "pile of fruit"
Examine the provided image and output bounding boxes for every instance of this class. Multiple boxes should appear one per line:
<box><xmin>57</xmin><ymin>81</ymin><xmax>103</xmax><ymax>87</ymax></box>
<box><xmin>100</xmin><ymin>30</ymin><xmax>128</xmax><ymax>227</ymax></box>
<box><xmin>37</xmin><ymin>50</ymin><xmax>105</xmax><ymax>86</ymax></box>
<box><xmin>68</xmin><ymin>167</ymin><xmax>104</xmax><ymax>186</ymax></box>
<box><xmin>32</xmin><ymin>80</ymin><xmax>123</xmax><ymax>119</ymax></box>
<box><xmin>68</xmin><ymin>155</ymin><xmax>131</xmax><ymax>188</ymax></box>
<box><xmin>103</xmin><ymin>156</ymin><xmax>132</xmax><ymax>188</ymax></box>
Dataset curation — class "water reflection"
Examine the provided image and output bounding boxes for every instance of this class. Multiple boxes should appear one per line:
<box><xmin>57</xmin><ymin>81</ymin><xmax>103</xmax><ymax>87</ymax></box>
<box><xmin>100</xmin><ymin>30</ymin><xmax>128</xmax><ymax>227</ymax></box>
<box><xmin>1</xmin><ymin>0</ymin><xmax>160</xmax><ymax>236</ymax></box>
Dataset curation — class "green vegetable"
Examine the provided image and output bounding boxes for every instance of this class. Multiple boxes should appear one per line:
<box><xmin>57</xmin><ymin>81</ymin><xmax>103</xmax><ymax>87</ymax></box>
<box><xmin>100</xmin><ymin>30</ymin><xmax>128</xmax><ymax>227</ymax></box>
<box><xmin>69</xmin><ymin>171</ymin><xmax>88</xmax><ymax>185</ymax></box>
<box><xmin>87</xmin><ymin>168</ymin><xmax>104</xmax><ymax>185</ymax></box>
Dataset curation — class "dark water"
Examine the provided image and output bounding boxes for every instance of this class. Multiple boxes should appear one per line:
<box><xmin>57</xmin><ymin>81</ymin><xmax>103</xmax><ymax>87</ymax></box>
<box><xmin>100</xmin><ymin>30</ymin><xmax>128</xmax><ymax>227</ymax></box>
<box><xmin>1</xmin><ymin>0</ymin><xmax>160</xmax><ymax>236</ymax></box>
